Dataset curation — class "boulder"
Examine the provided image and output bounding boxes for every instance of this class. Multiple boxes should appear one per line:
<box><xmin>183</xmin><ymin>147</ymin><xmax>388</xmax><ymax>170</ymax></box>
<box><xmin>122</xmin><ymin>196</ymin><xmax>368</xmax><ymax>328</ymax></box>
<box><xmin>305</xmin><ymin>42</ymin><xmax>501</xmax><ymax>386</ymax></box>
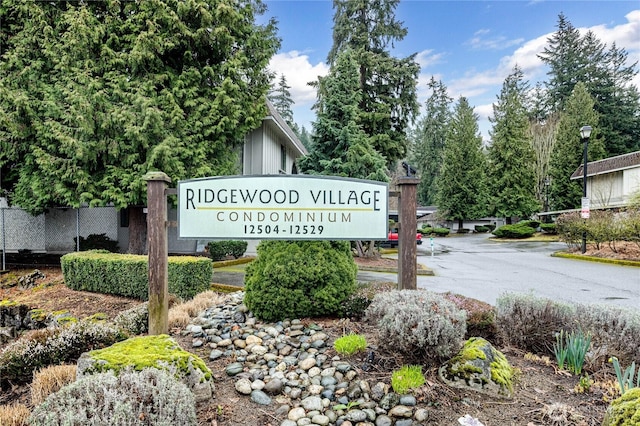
<box><xmin>439</xmin><ymin>337</ymin><xmax>514</xmax><ymax>398</ymax></box>
<box><xmin>602</xmin><ymin>388</ymin><xmax>640</xmax><ymax>426</ymax></box>
<box><xmin>77</xmin><ymin>334</ymin><xmax>215</xmax><ymax>402</ymax></box>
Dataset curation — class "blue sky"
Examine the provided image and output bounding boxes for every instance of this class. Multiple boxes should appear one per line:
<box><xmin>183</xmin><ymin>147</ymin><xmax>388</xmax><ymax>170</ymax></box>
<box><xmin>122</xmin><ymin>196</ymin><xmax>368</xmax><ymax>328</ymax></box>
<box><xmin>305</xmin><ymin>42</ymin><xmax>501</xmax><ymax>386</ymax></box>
<box><xmin>261</xmin><ymin>0</ymin><xmax>640</xmax><ymax>142</ymax></box>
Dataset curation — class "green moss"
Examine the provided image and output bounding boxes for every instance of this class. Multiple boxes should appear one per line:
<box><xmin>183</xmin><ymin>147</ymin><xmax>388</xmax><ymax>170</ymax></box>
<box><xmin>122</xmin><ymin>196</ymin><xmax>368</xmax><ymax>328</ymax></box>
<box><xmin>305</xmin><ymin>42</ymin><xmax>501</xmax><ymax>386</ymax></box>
<box><xmin>57</xmin><ymin>316</ymin><xmax>78</xmax><ymax>325</ymax></box>
<box><xmin>604</xmin><ymin>388</ymin><xmax>640</xmax><ymax>426</ymax></box>
<box><xmin>452</xmin><ymin>337</ymin><xmax>488</xmax><ymax>362</ymax></box>
<box><xmin>28</xmin><ymin>308</ymin><xmax>48</xmax><ymax>322</ymax></box>
<box><xmin>51</xmin><ymin>309</ymin><xmax>70</xmax><ymax>317</ymax></box>
<box><xmin>490</xmin><ymin>349</ymin><xmax>515</xmax><ymax>393</ymax></box>
<box><xmin>0</xmin><ymin>299</ymin><xmax>17</xmax><ymax>307</ymax></box>
<box><xmin>85</xmin><ymin>313</ymin><xmax>109</xmax><ymax>322</ymax></box>
<box><xmin>87</xmin><ymin>334</ymin><xmax>212</xmax><ymax>382</ymax></box>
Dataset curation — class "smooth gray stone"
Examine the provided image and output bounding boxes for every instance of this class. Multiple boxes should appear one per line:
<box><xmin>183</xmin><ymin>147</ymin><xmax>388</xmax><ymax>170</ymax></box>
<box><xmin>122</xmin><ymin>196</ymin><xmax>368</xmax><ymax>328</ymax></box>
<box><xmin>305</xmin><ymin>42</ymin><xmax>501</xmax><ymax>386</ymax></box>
<box><xmin>250</xmin><ymin>390</ymin><xmax>272</xmax><ymax>405</ymax></box>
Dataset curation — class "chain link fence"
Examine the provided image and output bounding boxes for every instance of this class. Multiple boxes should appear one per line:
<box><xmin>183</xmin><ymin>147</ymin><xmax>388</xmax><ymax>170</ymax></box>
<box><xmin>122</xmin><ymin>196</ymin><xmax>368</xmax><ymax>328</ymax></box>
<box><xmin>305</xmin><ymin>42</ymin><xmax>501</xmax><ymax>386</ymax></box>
<box><xmin>0</xmin><ymin>201</ymin><xmax>118</xmax><ymax>269</ymax></box>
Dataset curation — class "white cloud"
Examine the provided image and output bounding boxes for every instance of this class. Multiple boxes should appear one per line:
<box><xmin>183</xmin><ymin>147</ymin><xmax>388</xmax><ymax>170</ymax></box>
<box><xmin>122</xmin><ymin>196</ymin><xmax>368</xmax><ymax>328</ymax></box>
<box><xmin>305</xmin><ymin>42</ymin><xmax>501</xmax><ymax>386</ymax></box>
<box><xmin>465</xmin><ymin>29</ymin><xmax>524</xmax><ymax>51</ymax></box>
<box><xmin>416</xmin><ymin>49</ymin><xmax>446</xmax><ymax>68</ymax></box>
<box><xmin>268</xmin><ymin>51</ymin><xmax>329</xmax><ymax>106</ymax></box>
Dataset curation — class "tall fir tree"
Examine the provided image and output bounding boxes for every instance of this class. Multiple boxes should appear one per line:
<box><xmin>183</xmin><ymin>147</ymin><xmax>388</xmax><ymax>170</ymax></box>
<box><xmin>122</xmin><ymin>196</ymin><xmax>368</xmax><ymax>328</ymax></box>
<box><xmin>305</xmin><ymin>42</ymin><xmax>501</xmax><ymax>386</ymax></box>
<box><xmin>487</xmin><ymin>67</ymin><xmax>539</xmax><ymax>223</ymax></box>
<box><xmin>436</xmin><ymin>97</ymin><xmax>488</xmax><ymax>230</ymax></box>
<box><xmin>268</xmin><ymin>74</ymin><xmax>300</xmax><ymax>135</ymax></box>
<box><xmin>539</xmin><ymin>13</ymin><xmax>640</xmax><ymax>156</ymax></box>
<box><xmin>326</xmin><ymin>0</ymin><xmax>419</xmax><ymax>165</ymax></box>
<box><xmin>299</xmin><ymin>49</ymin><xmax>387</xmax><ymax>257</ymax></box>
<box><xmin>409</xmin><ymin>77</ymin><xmax>452</xmax><ymax>206</ymax></box>
<box><xmin>0</xmin><ymin>0</ymin><xmax>279</xmax><ymax>253</ymax></box>
<box><xmin>299</xmin><ymin>49</ymin><xmax>387</xmax><ymax>182</ymax></box>
<box><xmin>548</xmin><ymin>82</ymin><xmax>605</xmax><ymax>211</ymax></box>
<box><xmin>298</xmin><ymin>126</ymin><xmax>312</xmax><ymax>151</ymax></box>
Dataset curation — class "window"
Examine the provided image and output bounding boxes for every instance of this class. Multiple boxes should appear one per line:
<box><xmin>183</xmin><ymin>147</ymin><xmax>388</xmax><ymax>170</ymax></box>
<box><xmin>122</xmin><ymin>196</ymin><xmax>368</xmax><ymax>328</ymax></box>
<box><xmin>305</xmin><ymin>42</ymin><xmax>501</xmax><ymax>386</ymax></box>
<box><xmin>280</xmin><ymin>144</ymin><xmax>286</xmax><ymax>173</ymax></box>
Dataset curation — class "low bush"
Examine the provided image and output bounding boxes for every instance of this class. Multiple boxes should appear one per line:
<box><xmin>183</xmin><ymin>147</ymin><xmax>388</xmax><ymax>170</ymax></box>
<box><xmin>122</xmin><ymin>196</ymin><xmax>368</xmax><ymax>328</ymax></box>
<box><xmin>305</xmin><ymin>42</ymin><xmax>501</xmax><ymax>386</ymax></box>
<box><xmin>443</xmin><ymin>292</ymin><xmax>497</xmax><ymax>342</ymax></box>
<box><xmin>365</xmin><ymin>289</ymin><xmax>467</xmax><ymax>362</ymax></box>
<box><xmin>485</xmin><ymin>223</ymin><xmax>497</xmax><ymax>232</ymax></box>
<box><xmin>496</xmin><ymin>293</ymin><xmax>575</xmax><ymax>354</ymax></box>
<box><xmin>113</xmin><ymin>302</ymin><xmax>148</xmax><ymax>335</ymax></box>
<box><xmin>61</xmin><ymin>251</ymin><xmax>212</xmax><ymax>300</ymax></box>
<box><xmin>555</xmin><ymin>212</ymin><xmax>585</xmax><ymax>249</ymax></box>
<box><xmin>244</xmin><ymin>240</ymin><xmax>357</xmax><ymax>321</ymax></box>
<box><xmin>0</xmin><ymin>320</ymin><xmax>125</xmax><ymax>387</ymax></box>
<box><xmin>339</xmin><ymin>281</ymin><xmax>396</xmax><ymax>320</ymax></box>
<box><xmin>456</xmin><ymin>228</ymin><xmax>471</xmax><ymax>234</ymax></box>
<box><xmin>602</xmin><ymin>387</ymin><xmax>640</xmax><ymax>426</ymax></box>
<box><xmin>207</xmin><ymin>240</ymin><xmax>248</xmax><ymax>261</ymax></box>
<box><xmin>418</xmin><ymin>226</ymin><xmax>433</xmax><ymax>235</ymax></box>
<box><xmin>73</xmin><ymin>233</ymin><xmax>119</xmax><ymax>252</ymax></box>
<box><xmin>474</xmin><ymin>225</ymin><xmax>489</xmax><ymax>233</ymax></box>
<box><xmin>29</xmin><ymin>368</ymin><xmax>197</xmax><ymax>426</ymax></box>
<box><xmin>540</xmin><ymin>222</ymin><xmax>557</xmax><ymax>234</ymax></box>
<box><xmin>433</xmin><ymin>227</ymin><xmax>450</xmax><ymax>237</ymax></box>
<box><xmin>492</xmin><ymin>223</ymin><xmax>536</xmax><ymax>239</ymax></box>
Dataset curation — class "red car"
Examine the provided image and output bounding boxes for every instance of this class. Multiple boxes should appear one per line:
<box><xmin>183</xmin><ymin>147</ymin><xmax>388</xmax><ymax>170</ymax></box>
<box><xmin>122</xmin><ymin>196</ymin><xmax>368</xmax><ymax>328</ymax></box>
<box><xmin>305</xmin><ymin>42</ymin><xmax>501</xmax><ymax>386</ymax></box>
<box><xmin>386</xmin><ymin>229</ymin><xmax>422</xmax><ymax>247</ymax></box>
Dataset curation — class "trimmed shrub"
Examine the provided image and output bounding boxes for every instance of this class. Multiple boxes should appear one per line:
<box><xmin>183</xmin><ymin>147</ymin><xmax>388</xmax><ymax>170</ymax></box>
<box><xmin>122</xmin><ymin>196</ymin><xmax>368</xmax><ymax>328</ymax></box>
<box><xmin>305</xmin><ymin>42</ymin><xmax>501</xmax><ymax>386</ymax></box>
<box><xmin>540</xmin><ymin>222</ymin><xmax>557</xmax><ymax>234</ymax></box>
<box><xmin>61</xmin><ymin>251</ymin><xmax>212</xmax><ymax>300</ymax></box>
<box><xmin>496</xmin><ymin>293</ymin><xmax>576</xmax><ymax>355</ymax></box>
<box><xmin>418</xmin><ymin>226</ymin><xmax>433</xmax><ymax>235</ymax></box>
<box><xmin>492</xmin><ymin>223</ymin><xmax>536</xmax><ymax>239</ymax></box>
<box><xmin>456</xmin><ymin>228</ymin><xmax>471</xmax><ymax>234</ymax></box>
<box><xmin>0</xmin><ymin>320</ymin><xmax>125</xmax><ymax>387</ymax></box>
<box><xmin>474</xmin><ymin>225</ymin><xmax>489</xmax><ymax>233</ymax></box>
<box><xmin>433</xmin><ymin>227</ymin><xmax>450</xmax><ymax>237</ymax></box>
<box><xmin>365</xmin><ymin>289</ymin><xmax>467</xmax><ymax>362</ymax></box>
<box><xmin>29</xmin><ymin>368</ymin><xmax>197</xmax><ymax>426</ymax></box>
<box><xmin>207</xmin><ymin>240</ymin><xmax>248</xmax><ymax>261</ymax></box>
<box><xmin>244</xmin><ymin>240</ymin><xmax>357</xmax><ymax>322</ymax></box>
<box><xmin>485</xmin><ymin>223</ymin><xmax>497</xmax><ymax>232</ymax></box>
<box><xmin>519</xmin><ymin>220</ymin><xmax>540</xmax><ymax>229</ymax></box>
<box><xmin>73</xmin><ymin>233</ymin><xmax>119</xmax><ymax>252</ymax></box>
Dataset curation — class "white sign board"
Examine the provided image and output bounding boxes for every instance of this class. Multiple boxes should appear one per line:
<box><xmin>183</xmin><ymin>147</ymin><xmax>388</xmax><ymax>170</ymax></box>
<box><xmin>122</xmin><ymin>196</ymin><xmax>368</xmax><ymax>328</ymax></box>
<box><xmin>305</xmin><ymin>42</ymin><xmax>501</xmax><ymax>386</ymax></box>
<box><xmin>178</xmin><ymin>175</ymin><xmax>389</xmax><ymax>240</ymax></box>
<box><xmin>581</xmin><ymin>197</ymin><xmax>590</xmax><ymax>219</ymax></box>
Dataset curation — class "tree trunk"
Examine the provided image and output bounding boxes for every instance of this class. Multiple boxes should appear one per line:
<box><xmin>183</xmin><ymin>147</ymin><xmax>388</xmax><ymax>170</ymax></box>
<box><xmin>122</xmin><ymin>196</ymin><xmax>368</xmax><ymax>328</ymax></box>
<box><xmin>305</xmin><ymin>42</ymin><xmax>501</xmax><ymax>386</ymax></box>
<box><xmin>458</xmin><ymin>218</ymin><xmax>464</xmax><ymax>232</ymax></box>
<box><xmin>128</xmin><ymin>206</ymin><xmax>147</xmax><ymax>254</ymax></box>
<box><xmin>506</xmin><ymin>217</ymin><xmax>513</xmax><ymax>225</ymax></box>
<box><xmin>354</xmin><ymin>240</ymin><xmax>379</xmax><ymax>258</ymax></box>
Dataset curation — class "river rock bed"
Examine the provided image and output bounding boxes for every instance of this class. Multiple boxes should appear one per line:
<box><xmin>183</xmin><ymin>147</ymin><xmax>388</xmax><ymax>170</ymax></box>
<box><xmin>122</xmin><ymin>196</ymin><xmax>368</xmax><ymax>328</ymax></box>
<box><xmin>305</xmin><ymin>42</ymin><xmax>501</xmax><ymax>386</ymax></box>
<box><xmin>182</xmin><ymin>291</ymin><xmax>431</xmax><ymax>426</ymax></box>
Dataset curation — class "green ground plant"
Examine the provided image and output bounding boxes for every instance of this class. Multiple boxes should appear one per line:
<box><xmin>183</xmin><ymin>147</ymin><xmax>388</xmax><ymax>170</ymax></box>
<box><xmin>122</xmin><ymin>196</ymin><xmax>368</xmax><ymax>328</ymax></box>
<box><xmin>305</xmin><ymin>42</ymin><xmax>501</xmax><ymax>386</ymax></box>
<box><xmin>611</xmin><ymin>357</ymin><xmax>639</xmax><ymax>396</ymax></box>
<box><xmin>391</xmin><ymin>365</ymin><xmax>425</xmax><ymax>394</ymax></box>
<box><xmin>333</xmin><ymin>333</ymin><xmax>367</xmax><ymax>355</ymax></box>
<box><xmin>553</xmin><ymin>329</ymin><xmax>591</xmax><ymax>375</ymax></box>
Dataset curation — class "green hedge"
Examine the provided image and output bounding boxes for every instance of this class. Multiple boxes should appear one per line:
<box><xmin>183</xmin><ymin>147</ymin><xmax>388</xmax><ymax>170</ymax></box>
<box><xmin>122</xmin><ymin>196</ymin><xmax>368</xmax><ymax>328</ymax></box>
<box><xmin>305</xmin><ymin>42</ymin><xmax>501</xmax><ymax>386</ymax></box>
<box><xmin>540</xmin><ymin>222</ymin><xmax>557</xmax><ymax>234</ymax></box>
<box><xmin>492</xmin><ymin>224</ymin><xmax>536</xmax><ymax>239</ymax></box>
<box><xmin>207</xmin><ymin>240</ymin><xmax>248</xmax><ymax>261</ymax></box>
<box><xmin>433</xmin><ymin>227</ymin><xmax>450</xmax><ymax>237</ymax></box>
<box><xmin>474</xmin><ymin>225</ymin><xmax>489</xmax><ymax>233</ymax></box>
<box><xmin>61</xmin><ymin>251</ymin><xmax>212</xmax><ymax>300</ymax></box>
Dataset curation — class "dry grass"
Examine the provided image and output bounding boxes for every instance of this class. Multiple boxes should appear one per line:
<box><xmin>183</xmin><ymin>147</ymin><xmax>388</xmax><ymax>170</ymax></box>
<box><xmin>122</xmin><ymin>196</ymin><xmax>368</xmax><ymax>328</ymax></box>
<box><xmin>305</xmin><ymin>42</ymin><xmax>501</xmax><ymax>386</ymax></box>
<box><xmin>0</xmin><ymin>403</ymin><xmax>30</xmax><ymax>426</ymax></box>
<box><xmin>30</xmin><ymin>364</ymin><xmax>77</xmax><ymax>406</ymax></box>
<box><xmin>168</xmin><ymin>290</ymin><xmax>226</xmax><ymax>329</ymax></box>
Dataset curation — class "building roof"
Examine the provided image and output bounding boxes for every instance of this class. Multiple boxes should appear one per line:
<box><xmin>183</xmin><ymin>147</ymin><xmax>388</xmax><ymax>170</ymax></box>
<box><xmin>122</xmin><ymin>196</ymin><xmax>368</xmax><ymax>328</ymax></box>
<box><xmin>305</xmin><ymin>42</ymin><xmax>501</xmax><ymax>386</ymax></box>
<box><xmin>265</xmin><ymin>100</ymin><xmax>308</xmax><ymax>156</ymax></box>
<box><xmin>570</xmin><ymin>150</ymin><xmax>640</xmax><ymax>180</ymax></box>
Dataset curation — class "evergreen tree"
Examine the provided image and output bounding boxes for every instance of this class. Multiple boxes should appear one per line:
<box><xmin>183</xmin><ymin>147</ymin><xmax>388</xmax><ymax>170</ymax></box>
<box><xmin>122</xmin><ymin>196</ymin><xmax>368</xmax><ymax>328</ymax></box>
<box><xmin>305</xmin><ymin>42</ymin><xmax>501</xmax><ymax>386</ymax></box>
<box><xmin>409</xmin><ymin>77</ymin><xmax>452</xmax><ymax>206</ymax></box>
<box><xmin>0</xmin><ymin>0</ymin><xmax>279</xmax><ymax>253</ymax></box>
<box><xmin>436</xmin><ymin>97</ymin><xmax>488</xmax><ymax>230</ymax></box>
<box><xmin>539</xmin><ymin>14</ymin><xmax>640</xmax><ymax>156</ymax></box>
<box><xmin>268</xmin><ymin>74</ymin><xmax>299</xmax><ymax>135</ymax></box>
<box><xmin>326</xmin><ymin>0</ymin><xmax>419</xmax><ymax>165</ymax></box>
<box><xmin>548</xmin><ymin>82</ymin><xmax>605</xmax><ymax>211</ymax></box>
<box><xmin>299</xmin><ymin>50</ymin><xmax>387</xmax><ymax>182</ymax></box>
<box><xmin>298</xmin><ymin>126</ymin><xmax>312</xmax><ymax>151</ymax></box>
<box><xmin>299</xmin><ymin>49</ymin><xmax>387</xmax><ymax>257</ymax></box>
<box><xmin>487</xmin><ymin>67</ymin><xmax>540</xmax><ymax>224</ymax></box>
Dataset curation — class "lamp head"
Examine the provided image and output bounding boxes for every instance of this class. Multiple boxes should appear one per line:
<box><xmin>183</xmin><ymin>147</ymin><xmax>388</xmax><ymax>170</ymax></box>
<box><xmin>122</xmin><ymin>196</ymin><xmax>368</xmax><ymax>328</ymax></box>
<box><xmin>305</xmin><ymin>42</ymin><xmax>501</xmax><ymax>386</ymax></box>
<box><xmin>580</xmin><ymin>125</ymin><xmax>592</xmax><ymax>139</ymax></box>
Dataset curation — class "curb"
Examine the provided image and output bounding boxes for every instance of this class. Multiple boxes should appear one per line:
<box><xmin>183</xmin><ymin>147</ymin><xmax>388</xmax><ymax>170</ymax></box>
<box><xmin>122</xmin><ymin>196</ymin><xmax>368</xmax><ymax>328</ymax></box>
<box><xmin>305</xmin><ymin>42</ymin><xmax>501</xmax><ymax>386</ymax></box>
<box><xmin>212</xmin><ymin>257</ymin><xmax>255</xmax><ymax>268</ymax></box>
<box><xmin>551</xmin><ymin>251</ymin><xmax>640</xmax><ymax>267</ymax></box>
<box><xmin>356</xmin><ymin>265</ymin><xmax>434</xmax><ymax>276</ymax></box>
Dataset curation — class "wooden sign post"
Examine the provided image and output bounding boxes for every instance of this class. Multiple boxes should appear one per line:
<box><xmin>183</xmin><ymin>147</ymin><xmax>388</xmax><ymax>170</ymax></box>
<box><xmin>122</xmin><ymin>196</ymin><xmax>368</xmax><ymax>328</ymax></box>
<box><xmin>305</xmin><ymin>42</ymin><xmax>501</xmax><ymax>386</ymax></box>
<box><xmin>397</xmin><ymin>176</ymin><xmax>419</xmax><ymax>290</ymax></box>
<box><xmin>144</xmin><ymin>171</ymin><xmax>171</xmax><ymax>335</ymax></box>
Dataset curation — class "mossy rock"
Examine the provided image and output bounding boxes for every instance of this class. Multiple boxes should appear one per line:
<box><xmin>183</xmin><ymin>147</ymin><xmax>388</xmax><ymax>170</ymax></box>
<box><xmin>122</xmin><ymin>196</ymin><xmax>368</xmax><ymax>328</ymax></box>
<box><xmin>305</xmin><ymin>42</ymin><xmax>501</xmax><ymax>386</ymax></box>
<box><xmin>439</xmin><ymin>337</ymin><xmax>515</xmax><ymax>398</ymax></box>
<box><xmin>77</xmin><ymin>334</ymin><xmax>214</xmax><ymax>402</ymax></box>
<box><xmin>603</xmin><ymin>388</ymin><xmax>640</xmax><ymax>426</ymax></box>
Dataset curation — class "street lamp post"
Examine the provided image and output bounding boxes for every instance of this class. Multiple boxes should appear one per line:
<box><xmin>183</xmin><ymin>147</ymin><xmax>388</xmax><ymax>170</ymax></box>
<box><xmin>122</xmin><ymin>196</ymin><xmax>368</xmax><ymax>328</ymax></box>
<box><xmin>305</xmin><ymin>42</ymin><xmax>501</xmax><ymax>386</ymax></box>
<box><xmin>580</xmin><ymin>125</ymin><xmax>592</xmax><ymax>254</ymax></box>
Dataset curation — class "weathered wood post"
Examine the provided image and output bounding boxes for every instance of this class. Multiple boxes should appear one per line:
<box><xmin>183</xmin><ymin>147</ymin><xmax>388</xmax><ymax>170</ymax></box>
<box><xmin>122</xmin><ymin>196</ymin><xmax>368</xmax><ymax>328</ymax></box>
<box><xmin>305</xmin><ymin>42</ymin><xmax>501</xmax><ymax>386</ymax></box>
<box><xmin>397</xmin><ymin>176</ymin><xmax>419</xmax><ymax>290</ymax></box>
<box><xmin>144</xmin><ymin>171</ymin><xmax>170</xmax><ymax>335</ymax></box>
